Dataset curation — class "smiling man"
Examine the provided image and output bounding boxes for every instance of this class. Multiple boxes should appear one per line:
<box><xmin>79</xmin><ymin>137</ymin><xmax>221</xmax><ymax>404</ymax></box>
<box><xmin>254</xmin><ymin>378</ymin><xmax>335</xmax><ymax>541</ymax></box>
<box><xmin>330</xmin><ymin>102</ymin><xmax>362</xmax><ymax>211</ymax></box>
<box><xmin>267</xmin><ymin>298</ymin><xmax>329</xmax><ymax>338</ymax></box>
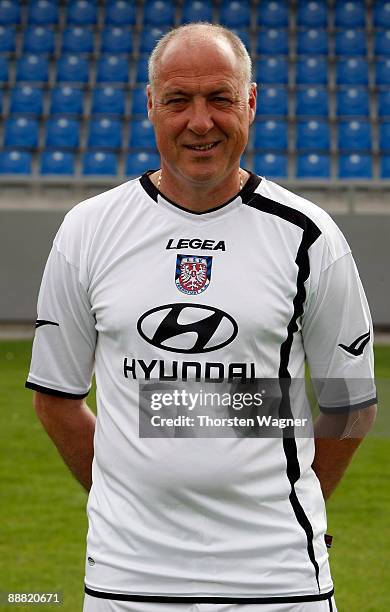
<box><xmin>146</xmin><ymin>27</ymin><xmax>256</xmax><ymax>207</ymax></box>
<box><xmin>26</xmin><ymin>23</ymin><xmax>376</xmax><ymax>612</ymax></box>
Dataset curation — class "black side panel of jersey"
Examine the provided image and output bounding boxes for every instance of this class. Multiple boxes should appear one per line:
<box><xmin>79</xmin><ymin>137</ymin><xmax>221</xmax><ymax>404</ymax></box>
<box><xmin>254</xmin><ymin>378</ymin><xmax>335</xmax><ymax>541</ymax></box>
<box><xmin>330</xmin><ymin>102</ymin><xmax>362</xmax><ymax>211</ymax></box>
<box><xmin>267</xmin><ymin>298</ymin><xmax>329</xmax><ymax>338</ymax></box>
<box><xmin>244</xmin><ymin>193</ymin><xmax>323</xmax><ymax>592</ymax></box>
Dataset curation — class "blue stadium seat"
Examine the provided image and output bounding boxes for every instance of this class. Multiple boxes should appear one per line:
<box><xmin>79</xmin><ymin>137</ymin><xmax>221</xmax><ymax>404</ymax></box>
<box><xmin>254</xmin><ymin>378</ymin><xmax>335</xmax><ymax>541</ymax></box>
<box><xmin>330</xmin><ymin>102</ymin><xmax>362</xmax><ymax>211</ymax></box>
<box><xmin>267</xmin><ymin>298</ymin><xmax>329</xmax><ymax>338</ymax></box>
<box><xmin>257</xmin><ymin>29</ymin><xmax>288</xmax><ymax>55</ymax></box>
<box><xmin>335</xmin><ymin>1</ymin><xmax>365</xmax><ymax>28</ymax></box>
<box><xmin>0</xmin><ymin>150</ymin><xmax>32</xmax><ymax>174</ymax></box>
<box><xmin>83</xmin><ymin>151</ymin><xmax>118</xmax><ymax>175</ymax></box>
<box><xmin>101</xmin><ymin>27</ymin><xmax>133</xmax><ymax>53</ymax></box>
<box><xmin>374</xmin><ymin>1</ymin><xmax>390</xmax><ymax>28</ymax></box>
<box><xmin>375</xmin><ymin>31</ymin><xmax>390</xmax><ymax>57</ymax></box>
<box><xmin>0</xmin><ymin>55</ymin><xmax>9</xmax><ymax>81</ymax></box>
<box><xmin>87</xmin><ymin>117</ymin><xmax>122</xmax><ymax>149</ymax></box>
<box><xmin>50</xmin><ymin>86</ymin><xmax>84</xmax><ymax>115</ymax></box>
<box><xmin>131</xmin><ymin>87</ymin><xmax>148</xmax><ymax>116</ymax></box>
<box><xmin>296</xmin><ymin>120</ymin><xmax>330</xmax><ymax>150</ymax></box>
<box><xmin>336</xmin><ymin>58</ymin><xmax>368</xmax><ymax>85</ymax></box>
<box><xmin>10</xmin><ymin>86</ymin><xmax>44</xmax><ymax>115</ymax></box>
<box><xmin>139</xmin><ymin>27</ymin><xmax>168</xmax><ymax>53</ymax></box>
<box><xmin>336</xmin><ymin>88</ymin><xmax>369</xmax><ymax>116</ymax></box>
<box><xmin>92</xmin><ymin>87</ymin><xmax>125</xmax><ymax>115</ymax></box>
<box><xmin>376</xmin><ymin>59</ymin><xmax>390</xmax><ymax>85</ymax></box>
<box><xmin>295</xmin><ymin>87</ymin><xmax>328</xmax><ymax>116</ymax></box>
<box><xmin>254</xmin><ymin>120</ymin><xmax>288</xmax><ymax>150</ymax></box>
<box><xmin>126</xmin><ymin>151</ymin><xmax>160</xmax><ymax>175</ymax></box>
<box><xmin>105</xmin><ymin>0</ymin><xmax>136</xmax><ymax>25</ymax></box>
<box><xmin>335</xmin><ymin>30</ymin><xmax>366</xmax><ymax>56</ymax></box>
<box><xmin>339</xmin><ymin>154</ymin><xmax>372</xmax><ymax>178</ymax></box>
<box><xmin>40</xmin><ymin>150</ymin><xmax>75</xmax><ymax>175</ymax></box>
<box><xmin>257</xmin><ymin>1</ymin><xmax>288</xmax><ymax>27</ymax></box>
<box><xmin>56</xmin><ymin>55</ymin><xmax>89</xmax><ymax>83</ymax></box>
<box><xmin>296</xmin><ymin>56</ymin><xmax>328</xmax><ymax>85</ymax></box>
<box><xmin>135</xmin><ymin>56</ymin><xmax>149</xmax><ymax>83</ymax></box>
<box><xmin>230</xmin><ymin>27</ymin><xmax>250</xmax><ymax>51</ymax></box>
<box><xmin>182</xmin><ymin>0</ymin><xmax>213</xmax><ymax>23</ymax></box>
<box><xmin>0</xmin><ymin>24</ymin><xmax>15</xmax><ymax>51</ymax></box>
<box><xmin>380</xmin><ymin>154</ymin><xmax>390</xmax><ymax>177</ymax></box>
<box><xmin>23</xmin><ymin>26</ymin><xmax>56</xmax><ymax>54</ymax></box>
<box><xmin>28</xmin><ymin>0</ymin><xmax>59</xmax><ymax>25</ymax></box>
<box><xmin>67</xmin><ymin>1</ymin><xmax>97</xmax><ymax>25</ymax></box>
<box><xmin>16</xmin><ymin>54</ymin><xmax>49</xmax><ymax>82</ymax></box>
<box><xmin>253</xmin><ymin>153</ymin><xmax>288</xmax><ymax>177</ymax></box>
<box><xmin>378</xmin><ymin>121</ymin><xmax>390</xmax><ymax>151</ymax></box>
<box><xmin>0</xmin><ymin>0</ymin><xmax>20</xmax><ymax>24</ymax></box>
<box><xmin>220</xmin><ymin>1</ymin><xmax>250</xmax><ymax>27</ymax></box>
<box><xmin>257</xmin><ymin>86</ymin><xmax>288</xmax><ymax>116</ymax></box>
<box><xmin>296</xmin><ymin>1</ymin><xmax>327</xmax><ymax>27</ymax></box>
<box><xmin>0</xmin><ymin>89</ymin><xmax>2</xmax><ymax>111</ymax></box>
<box><xmin>144</xmin><ymin>0</ymin><xmax>175</xmax><ymax>26</ymax></box>
<box><xmin>378</xmin><ymin>90</ymin><xmax>390</xmax><ymax>117</ymax></box>
<box><xmin>45</xmin><ymin>117</ymin><xmax>80</xmax><ymax>148</ymax></box>
<box><xmin>62</xmin><ymin>26</ymin><xmax>94</xmax><ymax>53</ymax></box>
<box><xmin>296</xmin><ymin>29</ymin><xmax>328</xmax><ymax>55</ymax></box>
<box><xmin>256</xmin><ymin>58</ymin><xmax>288</xmax><ymax>84</ymax></box>
<box><xmin>337</xmin><ymin>120</ymin><xmax>372</xmax><ymax>151</ymax></box>
<box><xmin>4</xmin><ymin>116</ymin><xmax>39</xmax><ymax>148</ymax></box>
<box><xmin>296</xmin><ymin>153</ymin><xmax>330</xmax><ymax>178</ymax></box>
<box><xmin>129</xmin><ymin>119</ymin><xmax>156</xmax><ymax>148</ymax></box>
<box><xmin>96</xmin><ymin>55</ymin><xmax>129</xmax><ymax>83</ymax></box>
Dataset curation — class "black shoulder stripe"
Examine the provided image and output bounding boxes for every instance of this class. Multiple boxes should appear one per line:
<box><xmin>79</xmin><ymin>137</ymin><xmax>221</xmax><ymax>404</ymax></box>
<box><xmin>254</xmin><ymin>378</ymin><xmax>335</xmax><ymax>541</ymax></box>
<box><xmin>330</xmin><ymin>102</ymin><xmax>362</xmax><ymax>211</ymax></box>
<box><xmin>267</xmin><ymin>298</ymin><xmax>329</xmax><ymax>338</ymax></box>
<box><xmin>278</xmin><ymin>224</ymin><xmax>322</xmax><ymax>592</ymax></box>
<box><xmin>244</xmin><ymin>193</ymin><xmax>322</xmax><ymax>248</ymax></box>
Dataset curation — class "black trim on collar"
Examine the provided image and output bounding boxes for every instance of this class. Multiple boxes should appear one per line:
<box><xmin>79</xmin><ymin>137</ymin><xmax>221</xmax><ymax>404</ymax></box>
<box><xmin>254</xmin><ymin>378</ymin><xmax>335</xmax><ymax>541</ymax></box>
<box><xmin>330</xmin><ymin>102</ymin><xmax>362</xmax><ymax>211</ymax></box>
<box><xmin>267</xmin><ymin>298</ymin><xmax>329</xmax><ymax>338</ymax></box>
<box><xmin>85</xmin><ymin>585</ymin><xmax>335</xmax><ymax>604</ymax></box>
<box><xmin>139</xmin><ymin>169</ymin><xmax>262</xmax><ymax>214</ymax></box>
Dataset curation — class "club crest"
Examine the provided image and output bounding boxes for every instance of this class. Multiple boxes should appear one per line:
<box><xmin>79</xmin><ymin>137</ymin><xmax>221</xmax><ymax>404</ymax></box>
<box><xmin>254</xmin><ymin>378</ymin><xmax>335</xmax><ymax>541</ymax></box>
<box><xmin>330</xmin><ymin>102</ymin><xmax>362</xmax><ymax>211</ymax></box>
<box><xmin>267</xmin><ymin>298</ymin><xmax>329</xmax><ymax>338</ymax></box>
<box><xmin>175</xmin><ymin>254</ymin><xmax>212</xmax><ymax>295</ymax></box>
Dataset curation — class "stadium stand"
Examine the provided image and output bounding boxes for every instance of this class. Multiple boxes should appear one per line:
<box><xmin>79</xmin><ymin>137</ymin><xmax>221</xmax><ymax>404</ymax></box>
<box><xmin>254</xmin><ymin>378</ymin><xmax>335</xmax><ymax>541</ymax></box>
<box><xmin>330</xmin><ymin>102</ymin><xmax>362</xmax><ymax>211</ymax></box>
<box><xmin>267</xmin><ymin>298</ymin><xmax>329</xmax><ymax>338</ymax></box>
<box><xmin>0</xmin><ymin>0</ymin><xmax>389</xmax><ymax>182</ymax></box>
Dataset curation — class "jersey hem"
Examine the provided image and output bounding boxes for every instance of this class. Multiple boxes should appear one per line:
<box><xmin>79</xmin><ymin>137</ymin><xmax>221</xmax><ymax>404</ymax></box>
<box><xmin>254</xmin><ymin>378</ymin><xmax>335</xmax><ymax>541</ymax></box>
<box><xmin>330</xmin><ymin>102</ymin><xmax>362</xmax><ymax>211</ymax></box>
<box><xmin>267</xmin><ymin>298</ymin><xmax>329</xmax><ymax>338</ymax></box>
<box><xmin>84</xmin><ymin>586</ymin><xmax>334</xmax><ymax>604</ymax></box>
<box><xmin>25</xmin><ymin>381</ymin><xmax>89</xmax><ymax>399</ymax></box>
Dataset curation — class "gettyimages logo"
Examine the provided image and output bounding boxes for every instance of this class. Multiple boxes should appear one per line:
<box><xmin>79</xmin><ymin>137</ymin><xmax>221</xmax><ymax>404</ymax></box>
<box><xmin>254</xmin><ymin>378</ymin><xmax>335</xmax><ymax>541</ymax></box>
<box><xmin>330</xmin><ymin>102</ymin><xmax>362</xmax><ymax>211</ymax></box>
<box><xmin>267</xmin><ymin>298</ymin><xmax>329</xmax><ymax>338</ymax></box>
<box><xmin>137</xmin><ymin>303</ymin><xmax>238</xmax><ymax>353</ymax></box>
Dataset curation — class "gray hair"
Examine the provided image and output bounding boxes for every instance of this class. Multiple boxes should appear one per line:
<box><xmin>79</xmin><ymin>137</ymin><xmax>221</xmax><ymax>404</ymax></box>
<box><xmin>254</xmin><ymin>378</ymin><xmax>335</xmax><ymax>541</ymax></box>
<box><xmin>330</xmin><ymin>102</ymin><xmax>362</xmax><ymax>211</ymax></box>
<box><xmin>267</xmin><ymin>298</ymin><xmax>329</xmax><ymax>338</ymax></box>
<box><xmin>148</xmin><ymin>23</ymin><xmax>253</xmax><ymax>94</ymax></box>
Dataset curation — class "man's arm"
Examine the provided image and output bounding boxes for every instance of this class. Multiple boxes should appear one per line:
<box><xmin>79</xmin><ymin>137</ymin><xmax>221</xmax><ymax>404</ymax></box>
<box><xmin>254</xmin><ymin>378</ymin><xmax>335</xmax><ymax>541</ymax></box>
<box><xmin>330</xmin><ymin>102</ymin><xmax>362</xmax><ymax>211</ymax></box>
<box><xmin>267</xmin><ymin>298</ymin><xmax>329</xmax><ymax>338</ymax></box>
<box><xmin>33</xmin><ymin>391</ymin><xmax>96</xmax><ymax>492</ymax></box>
<box><xmin>312</xmin><ymin>403</ymin><xmax>377</xmax><ymax>501</ymax></box>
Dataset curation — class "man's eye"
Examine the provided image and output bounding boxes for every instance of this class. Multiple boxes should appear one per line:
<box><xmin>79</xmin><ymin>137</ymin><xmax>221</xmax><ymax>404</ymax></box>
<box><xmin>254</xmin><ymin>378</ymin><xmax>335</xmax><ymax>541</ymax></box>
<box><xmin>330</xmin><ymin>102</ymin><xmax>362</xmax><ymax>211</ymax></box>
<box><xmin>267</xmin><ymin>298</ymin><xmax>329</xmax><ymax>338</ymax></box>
<box><xmin>212</xmin><ymin>97</ymin><xmax>232</xmax><ymax>104</ymax></box>
<box><xmin>167</xmin><ymin>98</ymin><xmax>187</xmax><ymax>104</ymax></box>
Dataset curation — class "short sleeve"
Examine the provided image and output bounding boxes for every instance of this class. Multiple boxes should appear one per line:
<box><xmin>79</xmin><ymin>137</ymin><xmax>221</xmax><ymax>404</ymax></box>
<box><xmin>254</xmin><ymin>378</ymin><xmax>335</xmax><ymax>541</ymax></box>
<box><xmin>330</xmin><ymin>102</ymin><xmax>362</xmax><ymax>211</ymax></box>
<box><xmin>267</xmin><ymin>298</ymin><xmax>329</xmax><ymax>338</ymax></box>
<box><xmin>26</xmin><ymin>241</ymin><xmax>97</xmax><ymax>399</ymax></box>
<box><xmin>302</xmin><ymin>251</ymin><xmax>377</xmax><ymax>413</ymax></box>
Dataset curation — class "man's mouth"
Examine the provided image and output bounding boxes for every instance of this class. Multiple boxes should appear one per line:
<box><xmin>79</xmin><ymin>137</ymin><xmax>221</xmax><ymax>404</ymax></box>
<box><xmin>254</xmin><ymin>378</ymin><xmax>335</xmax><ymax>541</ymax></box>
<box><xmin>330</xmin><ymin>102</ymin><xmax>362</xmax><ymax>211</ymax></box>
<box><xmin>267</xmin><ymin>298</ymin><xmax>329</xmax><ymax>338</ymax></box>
<box><xmin>185</xmin><ymin>141</ymin><xmax>220</xmax><ymax>151</ymax></box>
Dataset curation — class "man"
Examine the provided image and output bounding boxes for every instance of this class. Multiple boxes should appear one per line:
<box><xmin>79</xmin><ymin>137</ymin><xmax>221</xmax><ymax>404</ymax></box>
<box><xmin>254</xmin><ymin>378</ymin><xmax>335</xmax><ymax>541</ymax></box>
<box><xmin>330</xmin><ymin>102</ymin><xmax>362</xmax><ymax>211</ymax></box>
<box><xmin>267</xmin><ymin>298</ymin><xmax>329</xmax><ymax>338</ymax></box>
<box><xmin>26</xmin><ymin>23</ymin><xmax>376</xmax><ymax>612</ymax></box>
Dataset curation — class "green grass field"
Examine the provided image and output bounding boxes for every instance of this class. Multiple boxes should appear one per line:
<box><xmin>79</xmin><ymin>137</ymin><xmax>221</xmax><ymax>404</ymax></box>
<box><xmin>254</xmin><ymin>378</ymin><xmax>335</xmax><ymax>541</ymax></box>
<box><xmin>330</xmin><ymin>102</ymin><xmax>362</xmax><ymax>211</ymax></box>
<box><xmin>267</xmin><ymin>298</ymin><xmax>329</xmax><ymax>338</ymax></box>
<box><xmin>0</xmin><ymin>341</ymin><xmax>389</xmax><ymax>611</ymax></box>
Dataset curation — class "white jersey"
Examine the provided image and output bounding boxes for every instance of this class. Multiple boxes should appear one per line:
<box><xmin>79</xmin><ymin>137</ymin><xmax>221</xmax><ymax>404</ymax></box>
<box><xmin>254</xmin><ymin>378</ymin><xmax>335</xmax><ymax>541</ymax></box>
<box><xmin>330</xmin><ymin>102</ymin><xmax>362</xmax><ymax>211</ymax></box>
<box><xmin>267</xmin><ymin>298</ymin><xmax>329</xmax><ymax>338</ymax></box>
<box><xmin>26</xmin><ymin>172</ymin><xmax>376</xmax><ymax>605</ymax></box>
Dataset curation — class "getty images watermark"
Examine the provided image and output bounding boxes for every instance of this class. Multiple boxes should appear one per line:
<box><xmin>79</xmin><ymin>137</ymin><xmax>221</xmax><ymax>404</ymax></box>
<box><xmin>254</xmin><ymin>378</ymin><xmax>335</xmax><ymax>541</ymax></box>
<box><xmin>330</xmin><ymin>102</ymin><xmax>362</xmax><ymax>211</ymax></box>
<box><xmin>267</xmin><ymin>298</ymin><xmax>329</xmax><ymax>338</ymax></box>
<box><xmin>138</xmin><ymin>378</ymin><xmax>377</xmax><ymax>438</ymax></box>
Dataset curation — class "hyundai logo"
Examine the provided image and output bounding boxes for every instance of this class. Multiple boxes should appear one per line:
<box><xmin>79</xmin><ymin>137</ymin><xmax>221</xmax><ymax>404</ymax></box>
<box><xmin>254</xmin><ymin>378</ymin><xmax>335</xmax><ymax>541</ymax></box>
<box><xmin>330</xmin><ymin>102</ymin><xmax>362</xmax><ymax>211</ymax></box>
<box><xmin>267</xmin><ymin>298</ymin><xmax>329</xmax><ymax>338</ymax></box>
<box><xmin>137</xmin><ymin>304</ymin><xmax>238</xmax><ymax>354</ymax></box>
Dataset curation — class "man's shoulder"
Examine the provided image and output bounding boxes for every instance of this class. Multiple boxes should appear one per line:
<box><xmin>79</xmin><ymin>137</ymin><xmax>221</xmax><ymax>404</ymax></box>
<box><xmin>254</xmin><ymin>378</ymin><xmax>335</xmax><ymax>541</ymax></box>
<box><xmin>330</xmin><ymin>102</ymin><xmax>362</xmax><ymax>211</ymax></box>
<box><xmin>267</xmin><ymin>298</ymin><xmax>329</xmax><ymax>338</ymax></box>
<box><xmin>254</xmin><ymin>177</ymin><xmax>350</xmax><ymax>261</ymax></box>
<box><xmin>255</xmin><ymin>177</ymin><xmax>333</xmax><ymax>232</ymax></box>
<box><xmin>65</xmin><ymin>177</ymin><xmax>141</xmax><ymax>226</ymax></box>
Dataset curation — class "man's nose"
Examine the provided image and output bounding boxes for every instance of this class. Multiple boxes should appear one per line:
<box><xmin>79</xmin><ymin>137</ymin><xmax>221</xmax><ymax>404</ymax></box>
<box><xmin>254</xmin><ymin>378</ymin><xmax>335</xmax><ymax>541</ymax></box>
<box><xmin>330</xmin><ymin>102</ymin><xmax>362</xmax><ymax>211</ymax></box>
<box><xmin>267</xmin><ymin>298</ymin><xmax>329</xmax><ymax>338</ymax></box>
<box><xmin>187</xmin><ymin>99</ymin><xmax>214</xmax><ymax>135</ymax></box>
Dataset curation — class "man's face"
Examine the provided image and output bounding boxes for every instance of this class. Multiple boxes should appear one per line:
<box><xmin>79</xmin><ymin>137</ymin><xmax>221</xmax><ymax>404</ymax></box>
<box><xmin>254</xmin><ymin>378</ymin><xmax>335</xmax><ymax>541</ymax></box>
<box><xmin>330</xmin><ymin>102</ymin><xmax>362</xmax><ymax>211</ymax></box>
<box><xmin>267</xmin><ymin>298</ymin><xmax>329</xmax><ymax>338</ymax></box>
<box><xmin>147</xmin><ymin>36</ymin><xmax>257</xmax><ymax>187</ymax></box>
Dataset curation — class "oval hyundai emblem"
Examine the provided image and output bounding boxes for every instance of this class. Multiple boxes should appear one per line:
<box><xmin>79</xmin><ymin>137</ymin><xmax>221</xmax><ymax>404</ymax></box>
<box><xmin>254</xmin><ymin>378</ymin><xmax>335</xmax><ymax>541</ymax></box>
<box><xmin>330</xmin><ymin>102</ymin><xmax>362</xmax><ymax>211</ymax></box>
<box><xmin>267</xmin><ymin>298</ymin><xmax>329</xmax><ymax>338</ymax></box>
<box><xmin>137</xmin><ymin>303</ymin><xmax>238</xmax><ymax>354</ymax></box>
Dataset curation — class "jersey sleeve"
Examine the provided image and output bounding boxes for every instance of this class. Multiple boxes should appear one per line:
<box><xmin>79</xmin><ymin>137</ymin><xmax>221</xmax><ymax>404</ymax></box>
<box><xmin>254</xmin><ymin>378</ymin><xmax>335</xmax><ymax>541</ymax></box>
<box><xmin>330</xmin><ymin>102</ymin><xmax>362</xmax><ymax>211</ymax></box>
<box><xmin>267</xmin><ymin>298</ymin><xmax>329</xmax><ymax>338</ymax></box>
<box><xmin>26</xmin><ymin>233</ymin><xmax>97</xmax><ymax>399</ymax></box>
<box><xmin>302</xmin><ymin>250</ymin><xmax>377</xmax><ymax>413</ymax></box>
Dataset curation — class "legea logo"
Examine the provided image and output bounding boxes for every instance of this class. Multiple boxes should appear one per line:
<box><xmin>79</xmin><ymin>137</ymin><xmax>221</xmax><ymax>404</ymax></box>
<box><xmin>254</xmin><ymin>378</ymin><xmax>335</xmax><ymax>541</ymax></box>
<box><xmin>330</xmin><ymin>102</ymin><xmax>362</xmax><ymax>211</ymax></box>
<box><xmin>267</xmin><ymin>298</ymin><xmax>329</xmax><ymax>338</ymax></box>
<box><xmin>137</xmin><ymin>304</ymin><xmax>238</xmax><ymax>354</ymax></box>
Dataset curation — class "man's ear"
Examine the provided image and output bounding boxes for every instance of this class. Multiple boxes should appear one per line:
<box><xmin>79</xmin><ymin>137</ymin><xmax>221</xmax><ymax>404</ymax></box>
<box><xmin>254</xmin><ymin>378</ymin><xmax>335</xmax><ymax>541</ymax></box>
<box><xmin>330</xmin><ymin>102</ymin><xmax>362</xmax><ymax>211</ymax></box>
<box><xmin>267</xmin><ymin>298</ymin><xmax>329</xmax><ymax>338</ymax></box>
<box><xmin>146</xmin><ymin>84</ymin><xmax>154</xmax><ymax>123</ymax></box>
<box><xmin>248</xmin><ymin>82</ymin><xmax>257</xmax><ymax>125</ymax></box>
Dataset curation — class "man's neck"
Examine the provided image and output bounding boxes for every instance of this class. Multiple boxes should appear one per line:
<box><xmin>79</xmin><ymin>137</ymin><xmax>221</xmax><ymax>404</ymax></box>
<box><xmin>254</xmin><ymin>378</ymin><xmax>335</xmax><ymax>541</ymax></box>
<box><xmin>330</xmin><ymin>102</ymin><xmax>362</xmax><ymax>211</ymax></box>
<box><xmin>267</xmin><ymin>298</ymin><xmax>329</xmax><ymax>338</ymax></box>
<box><xmin>149</xmin><ymin>168</ymin><xmax>249</xmax><ymax>212</ymax></box>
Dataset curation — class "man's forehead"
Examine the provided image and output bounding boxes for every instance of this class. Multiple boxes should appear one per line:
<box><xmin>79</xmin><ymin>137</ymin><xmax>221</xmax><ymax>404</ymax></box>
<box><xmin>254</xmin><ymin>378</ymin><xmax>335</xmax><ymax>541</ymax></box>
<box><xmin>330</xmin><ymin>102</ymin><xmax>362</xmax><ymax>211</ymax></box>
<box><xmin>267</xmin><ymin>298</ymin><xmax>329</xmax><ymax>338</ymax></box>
<box><xmin>157</xmin><ymin>34</ymin><xmax>241</xmax><ymax>81</ymax></box>
<box><xmin>160</xmin><ymin>75</ymin><xmax>239</xmax><ymax>96</ymax></box>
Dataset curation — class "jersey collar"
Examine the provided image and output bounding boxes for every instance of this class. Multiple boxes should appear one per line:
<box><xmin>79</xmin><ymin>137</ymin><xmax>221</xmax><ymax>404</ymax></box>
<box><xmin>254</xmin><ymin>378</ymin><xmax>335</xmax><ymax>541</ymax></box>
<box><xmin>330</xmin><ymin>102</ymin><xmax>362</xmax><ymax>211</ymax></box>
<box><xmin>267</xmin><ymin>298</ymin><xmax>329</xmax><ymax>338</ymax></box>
<box><xmin>139</xmin><ymin>170</ymin><xmax>262</xmax><ymax>216</ymax></box>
